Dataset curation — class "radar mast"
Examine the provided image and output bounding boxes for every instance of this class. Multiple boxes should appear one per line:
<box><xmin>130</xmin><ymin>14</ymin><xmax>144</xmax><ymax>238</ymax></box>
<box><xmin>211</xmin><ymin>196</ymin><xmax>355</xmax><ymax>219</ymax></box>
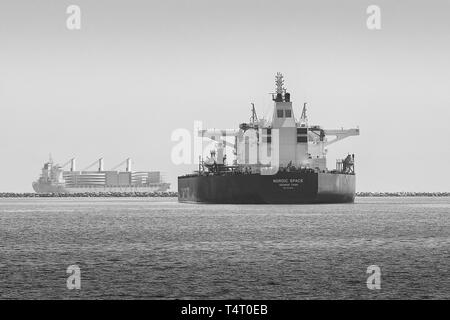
<box><xmin>275</xmin><ymin>72</ymin><xmax>285</xmax><ymax>94</ymax></box>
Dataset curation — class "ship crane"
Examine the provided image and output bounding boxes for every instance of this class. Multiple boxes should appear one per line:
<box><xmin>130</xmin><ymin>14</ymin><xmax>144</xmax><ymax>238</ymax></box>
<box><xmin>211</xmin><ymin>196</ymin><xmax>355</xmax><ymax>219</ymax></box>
<box><xmin>199</xmin><ymin>124</ymin><xmax>360</xmax><ymax>148</ymax></box>
<box><xmin>299</xmin><ymin>103</ymin><xmax>308</xmax><ymax>127</ymax></box>
<box><xmin>250</xmin><ymin>103</ymin><xmax>258</xmax><ymax>124</ymax></box>
<box><xmin>109</xmin><ymin>158</ymin><xmax>133</xmax><ymax>172</ymax></box>
<box><xmin>59</xmin><ymin>159</ymin><xmax>73</xmax><ymax>168</ymax></box>
<box><xmin>322</xmin><ymin>128</ymin><xmax>360</xmax><ymax>146</ymax></box>
<box><xmin>198</xmin><ymin>102</ymin><xmax>260</xmax><ymax>148</ymax></box>
<box><xmin>198</xmin><ymin>129</ymin><xmax>239</xmax><ymax>149</ymax></box>
<box><xmin>82</xmin><ymin>158</ymin><xmax>104</xmax><ymax>171</ymax></box>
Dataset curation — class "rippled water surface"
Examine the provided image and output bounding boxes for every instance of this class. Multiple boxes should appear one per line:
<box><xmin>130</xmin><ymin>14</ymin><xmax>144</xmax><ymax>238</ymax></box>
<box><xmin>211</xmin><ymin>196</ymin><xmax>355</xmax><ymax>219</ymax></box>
<box><xmin>0</xmin><ymin>197</ymin><xmax>449</xmax><ymax>299</ymax></box>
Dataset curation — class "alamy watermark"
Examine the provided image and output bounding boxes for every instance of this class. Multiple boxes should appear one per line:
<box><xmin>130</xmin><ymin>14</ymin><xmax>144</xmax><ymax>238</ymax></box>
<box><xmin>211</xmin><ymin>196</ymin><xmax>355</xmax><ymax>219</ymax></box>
<box><xmin>63</xmin><ymin>264</ymin><xmax>382</xmax><ymax>291</ymax></box>
<box><xmin>366</xmin><ymin>265</ymin><xmax>381</xmax><ymax>290</ymax></box>
<box><xmin>171</xmin><ymin>121</ymin><xmax>280</xmax><ymax>175</ymax></box>
<box><xmin>66</xmin><ymin>5</ymin><xmax>81</xmax><ymax>30</ymax></box>
<box><xmin>66</xmin><ymin>264</ymin><xmax>81</xmax><ymax>290</ymax></box>
<box><xmin>64</xmin><ymin>5</ymin><xmax>380</xmax><ymax>31</ymax></box>
<box><xmin>366</xmin><ymin>5</ymin><xmax>381</xmax><ymax>30</ymax></box>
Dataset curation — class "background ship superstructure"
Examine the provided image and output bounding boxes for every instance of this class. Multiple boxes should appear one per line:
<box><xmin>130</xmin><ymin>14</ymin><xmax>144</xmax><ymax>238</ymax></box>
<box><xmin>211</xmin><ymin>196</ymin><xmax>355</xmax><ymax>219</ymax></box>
<box><xmin>33</xmin><ymin>156</ymin><xmax>170</xmax><ymax>193</ymax></box>
<box><xmin>178</xmin><ymin>73</ymin><xmax>360</xmax><ymax>203</ymax></box>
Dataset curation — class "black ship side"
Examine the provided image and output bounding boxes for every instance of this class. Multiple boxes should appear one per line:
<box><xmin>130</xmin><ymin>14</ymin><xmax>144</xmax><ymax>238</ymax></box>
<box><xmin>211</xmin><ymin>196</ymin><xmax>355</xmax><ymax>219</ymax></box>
<box><xmin>178</xmin><ymin>171</ymin><xmax>355</xmax><ymax>204</ymax></box>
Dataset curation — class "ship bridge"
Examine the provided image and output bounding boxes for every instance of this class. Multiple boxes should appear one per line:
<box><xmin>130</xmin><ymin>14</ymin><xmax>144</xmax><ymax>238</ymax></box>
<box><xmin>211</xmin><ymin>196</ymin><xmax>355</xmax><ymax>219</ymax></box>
<box><xmin>196</xmin><ymin>73</ymin><xmax>360</xmax><ymax>172</ymax></box>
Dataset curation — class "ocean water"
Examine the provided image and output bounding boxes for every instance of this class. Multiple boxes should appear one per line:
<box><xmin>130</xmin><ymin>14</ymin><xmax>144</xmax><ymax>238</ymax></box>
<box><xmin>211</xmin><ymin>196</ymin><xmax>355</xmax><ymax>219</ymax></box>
<box><xmin>0</xmin><ymin>197</ymin><xmax>448</xmax><ymax>300</ymax></box>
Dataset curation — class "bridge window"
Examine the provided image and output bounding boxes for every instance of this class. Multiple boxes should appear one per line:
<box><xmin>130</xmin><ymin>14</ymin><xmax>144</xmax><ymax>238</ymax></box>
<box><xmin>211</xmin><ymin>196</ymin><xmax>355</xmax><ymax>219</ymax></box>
<box><xmin>285</xmin><ymin>110</ymin><xmax>292</xmax><ymax>117</ymax></box>
<box><xmin>277</xmin><ymin>109</ymin><xmax>283</xmax><ymax>118</ymax></box>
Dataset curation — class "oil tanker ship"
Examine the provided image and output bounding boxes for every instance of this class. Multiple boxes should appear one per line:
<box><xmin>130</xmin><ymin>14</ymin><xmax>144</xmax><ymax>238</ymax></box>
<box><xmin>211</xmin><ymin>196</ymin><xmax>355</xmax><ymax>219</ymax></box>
<box><xmin>33</xmin><ymin>157</ymin><xmax>170</xmax><ymax>193</ymax></box>
<box><xmin>178</xmin><ymin>73</ymin><xmax>360</xmax><ymax>204</ymax></box>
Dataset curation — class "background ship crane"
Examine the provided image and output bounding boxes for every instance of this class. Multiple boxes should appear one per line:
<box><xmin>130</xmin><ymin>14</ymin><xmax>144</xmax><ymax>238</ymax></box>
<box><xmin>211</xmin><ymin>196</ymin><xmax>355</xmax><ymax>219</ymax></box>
<box><xmin>59</xmin><ymin>158</ymin><xmax>73</xmax><ymax>169</ymax></box>
<box><xmin>82</xmin><ymin>158</ymin><xmax>104</xmax><ymax>171</ymax></box>
<box><xmin>109</xmin><ymin>158</ymin><xmax>133</xmax><ymax>172</ymax></box>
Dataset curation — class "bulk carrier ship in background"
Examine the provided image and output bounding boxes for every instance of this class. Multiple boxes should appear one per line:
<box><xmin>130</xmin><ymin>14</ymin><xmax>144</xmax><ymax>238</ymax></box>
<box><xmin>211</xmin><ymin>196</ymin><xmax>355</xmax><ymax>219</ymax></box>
<box><xmin>33</xmin><ymin>157</ymin><xmax>170</xmax><ymax>193</ymax></box>
<box><xmin>178</xmin><ymin>73</ymin><xmax>360</xmax><ymax>204</ymax></box>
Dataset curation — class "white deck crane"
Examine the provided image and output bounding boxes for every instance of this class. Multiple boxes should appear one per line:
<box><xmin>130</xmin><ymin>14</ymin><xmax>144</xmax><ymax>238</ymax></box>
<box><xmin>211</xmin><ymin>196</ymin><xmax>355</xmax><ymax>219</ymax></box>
<box><xmin>322</xmin><ymin>128</ymin><xmax>360</xmax><ymax>146</ymax></box>
<box><xmin>82</xmin><ymin>158</ymin><xmax>104</xmax><ymax>171</ymax></box>
<box><xmin>109</xmin><ymin>158</ymin><xmax>132</xmax><ymax>172</ymax></box>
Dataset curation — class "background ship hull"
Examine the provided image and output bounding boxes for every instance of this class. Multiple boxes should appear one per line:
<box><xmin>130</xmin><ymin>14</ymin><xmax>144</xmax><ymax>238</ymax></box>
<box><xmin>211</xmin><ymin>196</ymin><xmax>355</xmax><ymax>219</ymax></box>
<box><xmin>32</xmin><ymin>182</ymin><xmax>170</xmax><ymax>194</ymax></box>
<box><xmin>178</xmin><ymin>172</ymin><xmax>355</xmax><ymax>204</ymax></box>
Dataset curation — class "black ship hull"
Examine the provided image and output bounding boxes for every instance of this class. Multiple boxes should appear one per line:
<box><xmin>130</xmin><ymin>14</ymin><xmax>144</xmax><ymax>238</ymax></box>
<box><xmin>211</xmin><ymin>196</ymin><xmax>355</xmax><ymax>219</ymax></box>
<box><xmin>178</xmin><ymin>172</ymin><xmax>355</xmax><ymax>204</ymax></box>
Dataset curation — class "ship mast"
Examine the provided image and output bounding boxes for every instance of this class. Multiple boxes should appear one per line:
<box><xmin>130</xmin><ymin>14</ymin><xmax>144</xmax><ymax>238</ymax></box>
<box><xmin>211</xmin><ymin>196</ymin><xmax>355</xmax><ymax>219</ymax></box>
<box><xmin>250</xmin><ymin>103</ymin><xmax>258</xmax><ymax>124</ymax></box>
<box><xmin>275</xmin><ymin>72</ymin><xmax>285</xmax><ymax>94</ymax></box>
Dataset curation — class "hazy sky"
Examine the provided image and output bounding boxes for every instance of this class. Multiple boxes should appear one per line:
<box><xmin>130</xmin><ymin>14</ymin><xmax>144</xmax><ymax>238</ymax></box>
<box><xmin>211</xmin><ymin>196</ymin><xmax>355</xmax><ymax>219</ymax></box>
<box><xmin>1</xmin><ymin>0</ymin><xmax>449</xmax><ymax>192</ymax></box>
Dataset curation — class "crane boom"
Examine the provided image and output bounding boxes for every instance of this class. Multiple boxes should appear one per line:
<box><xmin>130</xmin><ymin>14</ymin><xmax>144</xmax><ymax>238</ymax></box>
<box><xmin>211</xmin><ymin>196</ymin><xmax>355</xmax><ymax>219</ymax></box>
<box><xmin>60</xmin><ymin>159</ymin><xmax>73</xmax><ymax>168</ymax></box>
<box><xmin>323</xmin><ymin>128</ymin><xmax>360</xmax><ymax>146</ymax></box>
<box><xmin>109</xmin><ymin>158</ymin><xmax>132</xmax><ymax>171</ymax></box>
<box><xmin>82</xmin><ymin>158</ymin><xmax>102</xmax><ymax>171</ymax></box>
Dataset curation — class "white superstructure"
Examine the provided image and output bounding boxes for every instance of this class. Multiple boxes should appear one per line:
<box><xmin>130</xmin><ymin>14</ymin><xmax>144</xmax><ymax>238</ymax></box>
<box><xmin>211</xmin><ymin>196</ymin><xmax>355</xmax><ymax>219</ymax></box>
<box><xmin>199</xmin><ymin>73</ymin><xmax>360</xmax><ymax>173</ymax></box>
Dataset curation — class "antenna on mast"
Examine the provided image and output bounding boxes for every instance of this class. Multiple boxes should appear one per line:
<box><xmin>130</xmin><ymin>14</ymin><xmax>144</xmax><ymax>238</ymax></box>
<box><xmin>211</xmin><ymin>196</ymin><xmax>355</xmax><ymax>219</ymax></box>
<box><xmin>273</xmin><ymin>72</ymin><xmax>288</xmax><ymax>102</ymax></box>
<box><xmin>275</xmin><ymin>72</ymin><xmax>285</xmax><ymax>94</ymax></box>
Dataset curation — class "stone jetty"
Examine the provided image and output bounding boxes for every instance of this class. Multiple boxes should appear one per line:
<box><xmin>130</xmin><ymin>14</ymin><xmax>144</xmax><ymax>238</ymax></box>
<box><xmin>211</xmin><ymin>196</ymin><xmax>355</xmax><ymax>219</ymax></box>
<box><xmin>356</xmin><ymin>192</ymin><xmax>449</xmax><ymax>197</ymax></box>
<box><xmin>0</xmin><ymin>191</ymin><xmax>178</xmax><ymax>198</ymax></box>
<box><xmin>0</xmin><ymin>191</ymin><xmax>448</xmax><ymax>198</ymax></box>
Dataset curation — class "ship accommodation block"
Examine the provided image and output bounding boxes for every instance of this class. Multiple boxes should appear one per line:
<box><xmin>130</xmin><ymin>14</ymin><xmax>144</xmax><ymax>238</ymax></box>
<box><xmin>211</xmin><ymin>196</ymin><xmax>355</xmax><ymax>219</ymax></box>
<box><xmin>235</xmin><ymin>99</ymin><xmax>327</xmax><ymax>171</ymax></box>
